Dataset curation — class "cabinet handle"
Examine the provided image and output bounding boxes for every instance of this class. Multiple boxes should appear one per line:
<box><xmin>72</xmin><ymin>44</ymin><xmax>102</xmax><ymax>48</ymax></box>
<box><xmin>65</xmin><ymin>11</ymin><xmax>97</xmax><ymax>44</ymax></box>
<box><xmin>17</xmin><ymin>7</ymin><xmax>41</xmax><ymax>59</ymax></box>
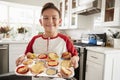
<box><xmin>0</xmin><ymin>47</ymin><xmax>7</xmax><ymax>50</ymax></box>
<box><xmin>90</xmin><ymin>56</ymin><xmax>98</xmax><ymax>59</ymax></box>
<box><xmin>86</xmin><ymin>64</ymin><xmax>88</xmax><ymax>72</ymax></box>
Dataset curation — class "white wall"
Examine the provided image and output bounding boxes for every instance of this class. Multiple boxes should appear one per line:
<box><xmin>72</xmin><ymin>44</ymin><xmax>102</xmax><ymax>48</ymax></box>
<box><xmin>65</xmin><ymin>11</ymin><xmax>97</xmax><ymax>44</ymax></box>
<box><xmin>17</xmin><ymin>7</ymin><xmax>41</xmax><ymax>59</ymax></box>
<box><xmin>62</xmin><ymin>13</ymin><xmax>106</xmax><ymax>40</ymax></box>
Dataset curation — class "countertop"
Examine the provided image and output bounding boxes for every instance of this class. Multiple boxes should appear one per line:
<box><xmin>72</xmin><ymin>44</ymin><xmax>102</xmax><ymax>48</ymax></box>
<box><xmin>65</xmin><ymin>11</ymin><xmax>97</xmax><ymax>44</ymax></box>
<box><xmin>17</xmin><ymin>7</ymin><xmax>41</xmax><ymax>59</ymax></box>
<box><xmin>0</xmin><ymin>39</ymin><xmax>29</xmax><ymax>44</ymax></box>
<box><xmin>86</xmin><ymin>46</ymin><xmax>120</xmax><ymax>54</ymax></box>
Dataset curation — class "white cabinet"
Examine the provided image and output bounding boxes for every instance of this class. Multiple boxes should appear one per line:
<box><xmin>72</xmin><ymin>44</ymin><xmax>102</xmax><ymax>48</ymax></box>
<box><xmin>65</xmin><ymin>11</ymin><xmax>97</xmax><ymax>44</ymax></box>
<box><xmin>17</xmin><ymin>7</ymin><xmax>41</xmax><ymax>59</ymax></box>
<box><xmin>59</xmin><ymin>0</ymin><xmax>78</xmax><ymax>29</ymax></box>
<box><xmin>78</xmin><ymin>0</ymin><xmax>94</xmax><ymax>5</ymax></box>
<box><xmin>85</xmin><ymin>50</ymin><xmax>104</xmax><ymax>80</ymax></box>
<box><xmin>69</xmin><ymin>0</ymin><xmax>78</xmax><ymax>29</ymax></box>
<box><xmin>86</xmin><ymin>61</ymin><xmax>103</xmax><ymax>80</ymax></box>
<box><xmin>101</xmin><ymin>0</ymin><xmax>120</xmax><ymax>27</ymax></box>
<box><xmin>86</xmin><ymin>47</ymin><xmax>120</xmax><ymax>80</ymax></box>
<box><xmin>9</xmin><ymin>43</ymin><xmax>28</xmax><ymax>72</ymax></box>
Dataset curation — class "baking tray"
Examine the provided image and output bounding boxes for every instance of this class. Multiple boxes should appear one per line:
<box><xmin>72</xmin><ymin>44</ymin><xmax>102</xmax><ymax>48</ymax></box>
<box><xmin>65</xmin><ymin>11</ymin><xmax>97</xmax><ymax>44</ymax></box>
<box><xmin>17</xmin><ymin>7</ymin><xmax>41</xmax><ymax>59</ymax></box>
<box><xmin>15</xmin><ymin>53</ymin><xmax>74</xmax><ymax>78</ymax></box>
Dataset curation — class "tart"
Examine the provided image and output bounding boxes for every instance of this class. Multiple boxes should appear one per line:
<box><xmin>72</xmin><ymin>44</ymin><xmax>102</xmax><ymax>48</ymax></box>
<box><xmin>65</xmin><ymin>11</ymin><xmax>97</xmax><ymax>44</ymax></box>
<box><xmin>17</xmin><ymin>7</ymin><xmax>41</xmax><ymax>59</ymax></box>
<box><xmin>26</xmin><ymin>52</ymin><xmax>36</xmax><ymax>59</ymax></box>
<box><xmin>38</xmin><ymin>53</ymin><xmax>48</xmax><ymax>59</ymax></box>
<box><xmin>61</xmin><ymin>60</ymin><xmax>71</xmax><ymax>68</ymax></box>
<box><xmin>48</xmin><ymin>52</ymin><xmax>59</xmax><ymax>60</ymax></box>
<box><xmin>62</xmin><ymin>52</ymin><xmax>71</xmax><ymax>59</ymax></box>
<box><xmin>60</xmin><ymin>67</ymin><xmax>72</xmax><ymax>77</ymax></box>
<box><xmin>46</xmin><ymin>68</ymin><xmax>57</xmax><ymax>75</ymax></box>
<box><xmin>30</xmin><ymin>63</ymin><xmax>45</xmax><ymax>74</ymax></box>
<box><xmin>23</xmin><ymin>59</ymin><xmax>33</xmax><ymax>65</ymax></box>
<box><xmin>16</xmin><ymin>66</ymin><xmax>29</xmax><ymax>74</ymax></box>
<box><xmin>48</xmin><ymin>60</ymin><xmax>59</xmax><ymax>67</ymax></box>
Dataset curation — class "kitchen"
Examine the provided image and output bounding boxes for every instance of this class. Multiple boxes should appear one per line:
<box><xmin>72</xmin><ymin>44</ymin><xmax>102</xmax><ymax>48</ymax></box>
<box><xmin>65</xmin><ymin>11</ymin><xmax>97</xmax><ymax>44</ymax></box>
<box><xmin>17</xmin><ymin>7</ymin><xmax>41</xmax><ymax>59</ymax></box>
<box><xmin>0</xmin><ymin>0</ymin><xmax>120</xmax><ymax>80</ymax></box>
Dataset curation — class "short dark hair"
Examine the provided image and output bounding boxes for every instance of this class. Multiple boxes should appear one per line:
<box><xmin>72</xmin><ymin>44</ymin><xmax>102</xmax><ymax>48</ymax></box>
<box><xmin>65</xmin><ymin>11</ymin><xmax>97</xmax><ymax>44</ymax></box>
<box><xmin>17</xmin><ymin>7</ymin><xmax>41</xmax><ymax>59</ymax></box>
<box><xmin>41</xmin><ymin>2</ymin><xmax>61</xmax><ymax>18</ymax></box>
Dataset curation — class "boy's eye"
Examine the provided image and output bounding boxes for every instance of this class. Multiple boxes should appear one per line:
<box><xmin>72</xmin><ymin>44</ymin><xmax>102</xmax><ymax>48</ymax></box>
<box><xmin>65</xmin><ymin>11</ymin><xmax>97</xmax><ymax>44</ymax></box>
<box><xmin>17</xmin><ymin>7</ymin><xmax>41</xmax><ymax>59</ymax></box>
<box><xmin>42</xmin><ymin>17</ymin><xmax>58</xmax><ymax>20</ymax></box>
<box><xmin>53</xmin><ymin>17</ymin><xmax>57</xmax><ymax>19</ymax></box>
<box><xmin>43</xmin><ymin>17</ymin><xmax>48</xmax><ymax>19</ymax></box>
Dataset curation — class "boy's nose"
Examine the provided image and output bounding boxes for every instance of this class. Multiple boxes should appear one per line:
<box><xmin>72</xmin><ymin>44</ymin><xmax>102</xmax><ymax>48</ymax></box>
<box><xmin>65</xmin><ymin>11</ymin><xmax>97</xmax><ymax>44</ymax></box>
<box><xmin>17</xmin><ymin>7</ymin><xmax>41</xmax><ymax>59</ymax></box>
<box><xmin>48</xmin><ymin>17</ymin><xmax>53</xmax><ymax>23</ymax></box>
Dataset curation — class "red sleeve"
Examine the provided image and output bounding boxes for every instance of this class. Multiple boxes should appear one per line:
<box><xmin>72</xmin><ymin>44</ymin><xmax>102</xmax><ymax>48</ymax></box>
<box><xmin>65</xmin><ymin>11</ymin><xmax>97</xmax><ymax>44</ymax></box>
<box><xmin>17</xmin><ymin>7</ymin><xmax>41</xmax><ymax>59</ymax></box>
<box><xmin>24</xmin><ymin>35</ymin><xmax>41</xmax><ymax>55</ymax></box>
<box><xmin>66</xmin><ymin>38</ymin><xmax>78</xmax><ymax>56</ymax></box>
<box><xmin>58</xmin><ymin>33</ymin><xmax>78</xmax><ymax>56</ymax></box>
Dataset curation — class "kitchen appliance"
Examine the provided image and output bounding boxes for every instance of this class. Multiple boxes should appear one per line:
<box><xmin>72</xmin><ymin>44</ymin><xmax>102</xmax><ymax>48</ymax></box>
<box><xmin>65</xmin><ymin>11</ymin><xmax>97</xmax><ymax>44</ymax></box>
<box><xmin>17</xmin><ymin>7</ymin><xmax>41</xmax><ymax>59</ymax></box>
<box><xmin>73</xmin><ymin>0</ymin><xmax>101</xmax><ymax>15</ymax></box>
<box><xmin>74</xmin><ymin>45</ymin><xmax>87</xmax><ymax>80</ymax></box>
<box><xmin>73</xmin><ymin>33</ymin><xmax>106</xmax><ymax>80</ymax></box>
<box><xmin>74</xmin><ymin>43</ymin><xmax>102</xmax><ymax>80</ymax></box>
<box><xmin>88</xmin><ymin>34</ymin><xmax>97</xmax><ymax>45</ymax></box>
<box><xmin>0</xmin><ymin>44</ymin><xmax>9</xmax><ymax>74</ymax></box>
<box><xmin>81</xmin><ymin>33</ymin><xmax>107</xmax><ymax>46</ymax></box>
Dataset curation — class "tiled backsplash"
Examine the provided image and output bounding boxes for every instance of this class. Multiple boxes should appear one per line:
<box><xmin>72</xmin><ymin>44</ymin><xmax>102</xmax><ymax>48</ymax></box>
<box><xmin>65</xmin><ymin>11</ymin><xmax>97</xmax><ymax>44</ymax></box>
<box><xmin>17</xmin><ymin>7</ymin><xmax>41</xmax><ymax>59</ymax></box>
<box><xmin>60</xmin><ymin>28</ymin><xmax>106</xmax><ymax>40</ymax></box>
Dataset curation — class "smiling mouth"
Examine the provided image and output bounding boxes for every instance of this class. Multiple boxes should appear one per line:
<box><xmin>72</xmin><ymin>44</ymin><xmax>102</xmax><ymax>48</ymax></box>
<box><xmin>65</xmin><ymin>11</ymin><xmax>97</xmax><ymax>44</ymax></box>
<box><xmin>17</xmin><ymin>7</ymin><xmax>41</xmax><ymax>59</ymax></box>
<box><xmin>46</xmin><ymin>25</ymin><xmax>55</xmax><ymax>27</ymax></box>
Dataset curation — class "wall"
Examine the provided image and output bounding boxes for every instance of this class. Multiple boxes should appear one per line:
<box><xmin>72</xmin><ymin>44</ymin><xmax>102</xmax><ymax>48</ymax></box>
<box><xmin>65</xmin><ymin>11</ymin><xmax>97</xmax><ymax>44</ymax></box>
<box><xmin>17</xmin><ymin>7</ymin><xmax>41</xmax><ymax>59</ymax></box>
<box><xmin>61</xmin><ymin>13</ymin><xmax>106</xmax><ymax>40</ymax></box>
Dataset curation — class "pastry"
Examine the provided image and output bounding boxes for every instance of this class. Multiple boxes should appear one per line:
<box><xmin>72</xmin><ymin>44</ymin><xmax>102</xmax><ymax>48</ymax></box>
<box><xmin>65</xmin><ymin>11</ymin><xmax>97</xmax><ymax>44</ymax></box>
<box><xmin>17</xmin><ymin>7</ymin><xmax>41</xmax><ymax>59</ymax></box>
<box><xmin>48</xmin><ymin>60</ymin><xmax>59</xmax><ymax>66</ymax></box>
<box><xmin>48</xmin><ymin>52</ymin><xmax>59</xmax><ymax>60</ymax></box>
<box><xmin>26</xmin><ymin>52</ymin><xmax>36</xmax><ymax>59</ymax></box>
<box><xmin>38</xmin><ymin>53</ymin><xmax>47</xmax><ymax>59</ymax></box>
<box><xmin>23</xmin><ymin>59</ymin><xmax>33</xmax><ymax>65</ymax></box>
<box><xmin>16</xmin><ymin>66</ymin><xmax>29</xmax><ymax>74</ymax></box>
<box><xmin>61</xmin><ymin>60</ymin><xmax>71</xmax><ymax>68</ymax></box>
<box><xmin>61</xmin><ymin>67</ymin><xmax>72</xmax><ymax>76</ymax></box>
<box><xmin>30</xmin><ymin>63</ymin><xmax>45</xmax><ymax>74</ymax></box>
<box><xmin>62</xmin><ymin>52</ymin><xmax>71</xmax><ymax>59</ymax></box>
<box><xmin>46</xmin><ymin>68</ymin><xmax>57</xmax><ymax>75</ymax></box>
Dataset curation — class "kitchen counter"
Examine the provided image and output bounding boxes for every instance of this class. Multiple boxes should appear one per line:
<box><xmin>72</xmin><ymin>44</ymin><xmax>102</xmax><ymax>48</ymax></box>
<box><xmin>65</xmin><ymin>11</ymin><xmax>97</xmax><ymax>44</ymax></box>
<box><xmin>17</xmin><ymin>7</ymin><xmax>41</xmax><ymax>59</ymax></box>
<box><xmin>0</xmin><ymin>40</ymin><xmax>29</xmax><ymax>44</ymax></box>
<box><xmin>86</xmin><ymin>46</ymin><xmax>120</xmax><ymax>80</ymax></box>
<box><xmin>0</xmin><ymin>39</ymin><xmax>29</xmax><ymax>74</ymax></box>
<box><xmin>86</xmin><ymin>46</ymin><xmax>120</xmax><ymax>54</ymax></box>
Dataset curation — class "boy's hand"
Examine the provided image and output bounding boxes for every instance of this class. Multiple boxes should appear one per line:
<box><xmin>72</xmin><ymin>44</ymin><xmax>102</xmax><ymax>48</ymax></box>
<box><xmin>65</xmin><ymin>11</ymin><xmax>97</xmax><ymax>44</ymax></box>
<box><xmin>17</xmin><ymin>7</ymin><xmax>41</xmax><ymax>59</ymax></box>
<box><xmin>16</xmin><ymin>55</ymin><xmax>25</xmax><ymax>66</ymax></box>
<box><xmin>71</xmin><ymin>56</ymin><xmax>79</xmax><ymax>68</ymax></box>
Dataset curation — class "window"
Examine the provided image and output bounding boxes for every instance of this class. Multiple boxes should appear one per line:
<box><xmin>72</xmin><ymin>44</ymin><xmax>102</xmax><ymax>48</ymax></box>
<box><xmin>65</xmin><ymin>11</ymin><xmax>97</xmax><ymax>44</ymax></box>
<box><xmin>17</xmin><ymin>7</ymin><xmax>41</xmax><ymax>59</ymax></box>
<box><xmin>0</xmin><ymin>4</ymin><xmax>8</xmax><ymax>23</ymax></box>
<box><xmin>0</xmin><ymin>1</ymin><xmax>43</xmax><ymax>40</ymax></box>
<box><xmin>9</xmin><ymin>7</ymin><xmax>34</xmax><ymax>24</ymax></box>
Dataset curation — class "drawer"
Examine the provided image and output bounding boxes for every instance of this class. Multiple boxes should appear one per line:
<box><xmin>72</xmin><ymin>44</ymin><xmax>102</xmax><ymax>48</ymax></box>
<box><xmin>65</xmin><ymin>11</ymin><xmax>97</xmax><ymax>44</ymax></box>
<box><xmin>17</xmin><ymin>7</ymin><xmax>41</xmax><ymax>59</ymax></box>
<box><xmin>87</xmin><ymin>51</ymin><xmax>104</xmax><ymax>65</ymax></box>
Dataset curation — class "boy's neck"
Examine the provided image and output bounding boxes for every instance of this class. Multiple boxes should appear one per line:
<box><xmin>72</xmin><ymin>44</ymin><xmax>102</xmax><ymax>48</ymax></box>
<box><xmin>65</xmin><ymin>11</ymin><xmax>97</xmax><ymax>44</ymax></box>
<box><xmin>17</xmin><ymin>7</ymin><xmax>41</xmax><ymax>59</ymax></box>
<box><xmin>43</xmin><ymin>32</ymin><xmax>58</xmax><ymax>38</ymax></box>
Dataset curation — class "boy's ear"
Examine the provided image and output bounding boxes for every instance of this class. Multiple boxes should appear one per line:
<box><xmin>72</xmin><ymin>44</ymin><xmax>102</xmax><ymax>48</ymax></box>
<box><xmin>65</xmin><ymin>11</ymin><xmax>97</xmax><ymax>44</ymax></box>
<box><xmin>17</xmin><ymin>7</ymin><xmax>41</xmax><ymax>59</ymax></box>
<box><xmin>39</xmin><ymin>19</ymin><xmax>42</xmax><ymax>26</ymax></box>
<box><xmin>59</xmin><ymin>19</ymin><xmax>62</xmax><ymax>25</ymax></box>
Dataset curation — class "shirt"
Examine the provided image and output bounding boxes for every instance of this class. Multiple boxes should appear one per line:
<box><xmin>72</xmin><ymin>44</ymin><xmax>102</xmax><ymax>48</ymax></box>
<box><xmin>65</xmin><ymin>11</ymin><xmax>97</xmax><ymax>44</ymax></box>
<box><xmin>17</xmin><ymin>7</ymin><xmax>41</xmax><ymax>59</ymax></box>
<box><xmin>25</xmin><ymin>33</ymin><xmax>78</xmax><ymax>56</ymax></box>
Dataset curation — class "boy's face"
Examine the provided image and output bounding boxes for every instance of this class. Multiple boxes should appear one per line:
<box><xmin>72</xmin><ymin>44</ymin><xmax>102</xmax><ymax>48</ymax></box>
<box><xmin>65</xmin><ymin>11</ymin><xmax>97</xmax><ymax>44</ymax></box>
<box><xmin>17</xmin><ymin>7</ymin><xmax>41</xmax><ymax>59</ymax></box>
<box><xmin>39</xmin><ymin>9</ymin><xmax>62</xmax><ymax>33</ymax></box>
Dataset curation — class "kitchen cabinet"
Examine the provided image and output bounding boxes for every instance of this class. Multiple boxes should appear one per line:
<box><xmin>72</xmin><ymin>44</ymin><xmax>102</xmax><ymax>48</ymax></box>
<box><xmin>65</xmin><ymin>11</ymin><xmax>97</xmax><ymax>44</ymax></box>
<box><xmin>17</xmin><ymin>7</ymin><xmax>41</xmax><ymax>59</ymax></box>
<box><xmin>86</xmin><ymin>47</ymin><xmax>120</xmax><ymax>80</ymax></box>
<box><xmin>78</xmin><ymin>0</ymin><xmax>93</xmax><ymax>5</ymax></box>
<box><xmin>101</xmin><ymin>0</ymin><xmax>120</xmax><ymax>27</ymax></box>
<box><xmin>9</xmin><ymin>43</ymin><xmax>28</xmax><ymax>72</ymax></box>
<box><xmin>0</xmin><ymin>44</ymin><xmax>9</xmax><ymax>74</ymax></box>
<box><xmin>86</xmin><ymin>61</ymin><xmax>103</xmax><ymax>80</ymax></box>
<box><xmin>59</xmin><ymin>0</ymin><xmax>78</xmax><ymax>29</ymax></box>
<box><xmin>69</xmin><ymin>0</ymin><xmax>78</xmax><ymax>29</ymax></box>
<box><xmin>85</xmin><ymin>50</ymin><xmax>104</xmax><ymax>80</ymax></box>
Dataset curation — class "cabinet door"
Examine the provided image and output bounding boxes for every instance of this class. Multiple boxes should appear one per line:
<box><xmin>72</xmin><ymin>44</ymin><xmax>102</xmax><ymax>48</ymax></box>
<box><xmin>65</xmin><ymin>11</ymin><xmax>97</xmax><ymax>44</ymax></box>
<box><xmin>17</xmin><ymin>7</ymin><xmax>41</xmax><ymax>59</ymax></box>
<box><xmin>9</xmin><ymin>43</ymin><xmax>27</xmax><ymax>72</ymax></box>
<box><xmin>101</xmin><ymin>0</ymin><xmax>120</xmax><ymax>27</ymax></box>
<box><xmin>59</xmin><ymin>0</ymin><xmax>78</xmax><ymax>29</ymax></box>
<box><xmin>69</xmin><ymin>0</ymin><xmax>78</xmax><ymax>29</ymax></box>
<box><xmin>85</xmin><ymin>61</ymin><xmax>103</xmax><ymax>80</ymax></box>
<box><xmin>59</xmin><ymin>0</ymin><xmax>70</xmax><ymax>29</ymax></box>
<box><xmin>78</xmin><ymin>0</ymin><xmax>93</xmax><ymax>5</ymax></box>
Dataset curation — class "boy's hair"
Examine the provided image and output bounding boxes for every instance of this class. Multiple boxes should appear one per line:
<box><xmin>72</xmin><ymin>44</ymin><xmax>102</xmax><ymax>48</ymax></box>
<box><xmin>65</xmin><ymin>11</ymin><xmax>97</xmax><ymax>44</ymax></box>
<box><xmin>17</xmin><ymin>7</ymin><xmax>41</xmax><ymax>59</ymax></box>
<box><xmin>41</xmin><ymin>2</ymin><xmax>61</xmax><ymax>18</ymax></box>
